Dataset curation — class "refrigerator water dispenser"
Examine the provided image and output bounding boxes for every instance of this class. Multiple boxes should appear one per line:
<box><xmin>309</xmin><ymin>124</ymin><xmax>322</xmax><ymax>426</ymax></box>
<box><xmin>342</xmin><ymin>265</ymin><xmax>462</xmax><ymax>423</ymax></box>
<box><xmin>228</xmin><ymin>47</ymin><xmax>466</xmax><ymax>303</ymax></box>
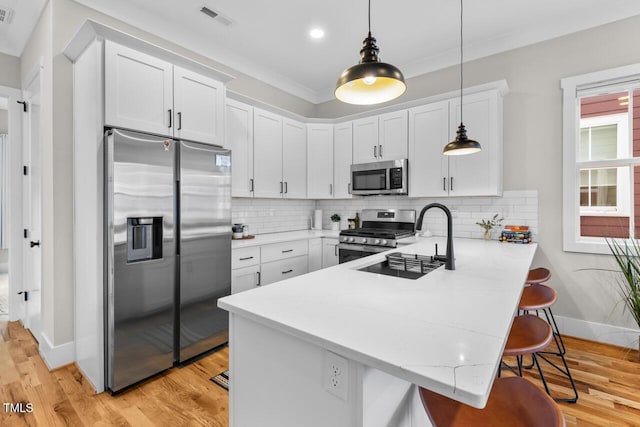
<box><xmin>127</xmin><ymin>217</ymin><xmax>163</xmax><ymax>262</ymax></box>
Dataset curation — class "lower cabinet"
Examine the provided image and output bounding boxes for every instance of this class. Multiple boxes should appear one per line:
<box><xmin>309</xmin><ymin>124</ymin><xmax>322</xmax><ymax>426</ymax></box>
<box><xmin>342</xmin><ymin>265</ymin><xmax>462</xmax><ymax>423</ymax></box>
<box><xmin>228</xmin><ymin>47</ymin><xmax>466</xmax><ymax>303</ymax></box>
<box><xmin>231</xmin><ymin>265</ymin><xmax>261</xmax><ymax>294</ymax></box>
<box><xmin>322</xmin><ymin>238</ymin><xmax>339</xmax><ymax>268</ymax></box>
<box><xmin>261</xmin><ymin>255</ymin><xmax>309</xmax><ymax>286</ymax></box>
<box><xmin>308</xmin><ymin>238</ymin><xmax>322</xmax><ymax>272</ymax></box>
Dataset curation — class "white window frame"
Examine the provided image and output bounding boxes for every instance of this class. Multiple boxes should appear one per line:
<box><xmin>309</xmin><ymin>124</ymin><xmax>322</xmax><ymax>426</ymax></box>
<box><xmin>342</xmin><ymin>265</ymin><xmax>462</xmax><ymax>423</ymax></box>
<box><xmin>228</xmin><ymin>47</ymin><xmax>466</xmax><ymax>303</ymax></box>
<box><xmin>578</xmin><ymin>113</ymin><xmax>629</xmax><ymax>216</ymax></box>
<box><xmin>562</xmin><ymin>64</ymin><xmax>640</xmax><ymax>254</ymax></box>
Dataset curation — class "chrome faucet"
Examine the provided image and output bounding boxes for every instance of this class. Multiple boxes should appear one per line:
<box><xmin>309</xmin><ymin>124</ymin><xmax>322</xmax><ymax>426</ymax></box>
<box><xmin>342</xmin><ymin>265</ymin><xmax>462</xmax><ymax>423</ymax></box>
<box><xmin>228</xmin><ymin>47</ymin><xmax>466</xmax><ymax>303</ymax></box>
<box><xmin>416</xmin><ymin>203</ymin><xmax>455</xmax><ymax>270</ymax></box>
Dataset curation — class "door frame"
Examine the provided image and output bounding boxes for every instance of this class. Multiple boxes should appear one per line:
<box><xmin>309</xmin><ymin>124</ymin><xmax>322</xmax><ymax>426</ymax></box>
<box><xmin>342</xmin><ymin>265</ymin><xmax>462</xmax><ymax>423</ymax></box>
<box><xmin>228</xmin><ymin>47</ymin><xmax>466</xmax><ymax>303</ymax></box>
<box><xmin>0</xmin><ymin>84</ymin><xmax>24</xmax><ymax>322</ymax></box>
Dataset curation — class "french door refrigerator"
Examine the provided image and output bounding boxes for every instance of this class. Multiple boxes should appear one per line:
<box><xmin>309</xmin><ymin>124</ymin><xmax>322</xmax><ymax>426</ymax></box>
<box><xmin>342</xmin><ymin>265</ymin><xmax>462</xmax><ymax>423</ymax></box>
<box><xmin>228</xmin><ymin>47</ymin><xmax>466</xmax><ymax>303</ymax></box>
<box><xmin>105</xmin><ymin>128</ymin><xmax>231</xmax><ymax>392</ymax></box>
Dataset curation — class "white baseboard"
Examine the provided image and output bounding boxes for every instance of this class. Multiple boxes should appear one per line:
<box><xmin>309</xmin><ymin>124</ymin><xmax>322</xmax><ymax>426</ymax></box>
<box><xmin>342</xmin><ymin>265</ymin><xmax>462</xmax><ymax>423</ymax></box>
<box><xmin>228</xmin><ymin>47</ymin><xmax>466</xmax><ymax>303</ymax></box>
<box><xmin>555</xmin><ymin>315</ymin><xmax>639</xmax><ymax>349</ymax></box>
<box><xmin>39</xmin><ymin>332</ymin><xmax>76</xmax><ymax>369</ymax></box>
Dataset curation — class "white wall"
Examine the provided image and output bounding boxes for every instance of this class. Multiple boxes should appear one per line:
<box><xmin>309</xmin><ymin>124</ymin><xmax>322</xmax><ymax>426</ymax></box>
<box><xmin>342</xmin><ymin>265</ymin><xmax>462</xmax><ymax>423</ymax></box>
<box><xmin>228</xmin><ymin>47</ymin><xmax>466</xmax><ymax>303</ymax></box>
<box><xmin>0</xmin><ymin>52</ymin><xmax>21</xmax><ymax>89</ymax></box>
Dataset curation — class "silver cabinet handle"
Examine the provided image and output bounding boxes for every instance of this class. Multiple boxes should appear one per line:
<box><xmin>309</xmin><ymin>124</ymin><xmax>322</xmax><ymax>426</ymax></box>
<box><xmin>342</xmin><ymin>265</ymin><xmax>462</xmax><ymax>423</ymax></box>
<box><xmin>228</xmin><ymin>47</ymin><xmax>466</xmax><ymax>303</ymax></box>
<box><xmin>379</xmin><ymin>144</ymin><xmax>382</xmax><ymax>158</ymax></box>
<box><xmin>374</xmin><ymin>145</ymin><xmax>377</xmax><ymax>158</ymax></box>
<box><xmin>168</xmin><ymin>109</ymin><xmax>172</xmax><ymax>128</ymax></box>
<box><xmin>443</xmin><ymin>177</ymin><xmax>447</xmax><ymax>191</ymax></box>
<box><xmin>285</xmin><ymin>182</ymin><xmax>288</xmax><ymax>194</ymax></box>
<box><xmin>450</xmin><ymin>177</ymin><xmax>454</xmax><ymax>192</ymax></box>
<box><xmin>177</xmin><ymin>112</ymin><xmax>182</xmax><ymax>130</ymax></box>
<box><xmin>329</xmin><ymin>183</ymin><xmax>333</xmax><ymax>195</ymax></box>
<box><xmin>282</xmin><ymin>269</ymin><xmax>293</xmax><ymax>274</ymax></box>
<box><xmin>280</xmin><ymin>181</ymin><xmax>283</xmax><ymax>194</ymax></box>
<box><xmin>256</xmin><ymin>271</ymin><xmax>261</xmax><ymax>286</ymax></box>
<box><xmin>239</xmin><ymin>256</ymin><xmax>254</xmax><ymax>261</ymax></box>
<box><xmin>250</xmin><ymin>178</ymin><xmax>254</xmax><ymax>192</ymax></box>
<box><xmin>348</xmin><ymin>183</ymin><xmax>351</xmax><ymax>194</ymax></box>
<box><xmin>282</xmin><ymin>249</ymin><xmax>293</xmax><ymax>253</ymax></box>
<box><xmin>334</xmin><ymin>244</ymin><xmax>338</xmax><ymax>257</ymax></box>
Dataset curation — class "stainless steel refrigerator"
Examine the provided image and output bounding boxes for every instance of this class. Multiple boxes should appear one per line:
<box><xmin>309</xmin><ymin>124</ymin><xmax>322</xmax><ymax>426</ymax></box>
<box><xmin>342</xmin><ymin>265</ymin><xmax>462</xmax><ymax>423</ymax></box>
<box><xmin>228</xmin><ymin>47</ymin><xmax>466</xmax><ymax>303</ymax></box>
<box><xmin>105</xmin><ymin>128</ymin><xmax>231</xmax><ymax>392</ymax></box>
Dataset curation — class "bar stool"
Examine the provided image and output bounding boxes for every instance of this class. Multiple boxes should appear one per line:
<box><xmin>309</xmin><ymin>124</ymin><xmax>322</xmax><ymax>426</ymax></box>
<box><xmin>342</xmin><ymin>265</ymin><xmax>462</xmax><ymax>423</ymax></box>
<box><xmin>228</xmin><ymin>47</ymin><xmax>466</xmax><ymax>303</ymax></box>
<box><xmin>500</xmin><ymin>314</ymin><xmax>552</xmax><ymax>379</ymax></box>
<box><xmin>419</xmin><ymin>376</ymin><xmax>565</xmax><ymax>427</ymax></box>
<box><xmin>519</xmin><ymin>283</ymin><xmax>578</xmax><ymax>403</ymax></box>
<box><xmin>526</xmin><ymin>267</ymin><xmax>551</xmax><ymax>285</ymax></box>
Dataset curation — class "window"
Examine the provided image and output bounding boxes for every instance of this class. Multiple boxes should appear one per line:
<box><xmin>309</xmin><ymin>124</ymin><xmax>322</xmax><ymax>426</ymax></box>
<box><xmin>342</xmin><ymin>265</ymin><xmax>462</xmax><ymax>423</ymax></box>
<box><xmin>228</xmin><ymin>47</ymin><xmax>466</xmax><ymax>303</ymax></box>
<box><xmin>562</xmin><ymin>64</ymin><xmax>640</xmax><ymax>253</ymax></box>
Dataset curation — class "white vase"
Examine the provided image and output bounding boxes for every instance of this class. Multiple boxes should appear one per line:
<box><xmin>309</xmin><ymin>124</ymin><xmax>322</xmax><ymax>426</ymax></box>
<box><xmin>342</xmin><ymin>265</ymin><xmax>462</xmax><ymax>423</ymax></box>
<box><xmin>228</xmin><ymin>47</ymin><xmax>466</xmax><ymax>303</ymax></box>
<box><xmin>331</xmin><ymin>222</ymin><xmax>339</xmax><ymax>231</ymax></box>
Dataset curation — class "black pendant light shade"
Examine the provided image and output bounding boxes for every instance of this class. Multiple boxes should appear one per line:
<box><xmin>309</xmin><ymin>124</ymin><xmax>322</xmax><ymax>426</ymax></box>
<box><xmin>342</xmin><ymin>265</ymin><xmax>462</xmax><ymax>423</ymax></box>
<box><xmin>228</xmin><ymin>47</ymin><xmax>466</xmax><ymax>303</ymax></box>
<box><xmin>443</xmin><ymin>0</ymin><xmax>481</xmax><ymax>156</ymax></box>
<box><xmin>335</xmin><ymin>1</ymin><xmax>406</xmax><ymax>105</ymax></box>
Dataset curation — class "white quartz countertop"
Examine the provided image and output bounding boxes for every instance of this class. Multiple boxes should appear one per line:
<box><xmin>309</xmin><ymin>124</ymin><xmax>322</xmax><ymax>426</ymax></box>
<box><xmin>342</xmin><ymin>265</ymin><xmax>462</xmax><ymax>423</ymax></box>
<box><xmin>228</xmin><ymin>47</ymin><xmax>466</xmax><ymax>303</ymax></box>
<box><xmin>232</xmin><ymin>229</ymin><xmax>340</xmax><ymax>248</ymax></box>
<box><xmin>219</xmin><ymin>237</ymin><xmax>537</xmax><ymax>408</ymax></box>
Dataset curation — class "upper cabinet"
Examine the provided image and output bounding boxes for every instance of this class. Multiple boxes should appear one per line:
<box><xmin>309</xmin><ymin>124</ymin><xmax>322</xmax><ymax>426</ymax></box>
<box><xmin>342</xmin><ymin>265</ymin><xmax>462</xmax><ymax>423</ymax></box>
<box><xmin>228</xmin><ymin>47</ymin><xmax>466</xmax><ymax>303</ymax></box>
<box><xmin>226</xmin><ymin>99</ymin><xmax>254</xmax><ymax>197</ymax></box>
<box><xmin>282</xmin><ymin>118</ymin><xmax>307</xmax><ymax>198</ymax></box>
<box><xmin>105</xmin><ymin>41</ymin><xmax>225</xmax><ymax>145</ymax></box>
<box><xmin>333</xmin><ymin>122</ymin><xmax>353</xmax><ymax>199</ymax></box>
<box><xmin>253</xmin><ymin>108</ymin><xmax>284</xmax><ymax>198</ymax></box>
<box><xmin>307</xmin><ymin>124</ymin><xmax>334</xmax><ymax>199</ymax></box>
<box><xmin>408</xmin><ymin>89</ymin><xmax>502</xmax><ymax>197</ymax></box>
<box><xmin>353</xmin><ymin>110</ymin><xmax>408</xmax><ymax>164</ymax></box>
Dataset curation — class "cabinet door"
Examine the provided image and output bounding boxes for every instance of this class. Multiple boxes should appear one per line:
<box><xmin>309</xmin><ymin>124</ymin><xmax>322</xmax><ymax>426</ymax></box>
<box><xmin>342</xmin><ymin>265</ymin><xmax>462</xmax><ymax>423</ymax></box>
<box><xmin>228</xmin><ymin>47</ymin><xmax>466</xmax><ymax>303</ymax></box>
<box><xmin>353</xmin><ymin>117</ymin><xmax>379</xmax><ymax>163</ymax></box>
<box><xmin>448</xmin><ymin>90</ymin><xmax>501</xmax><ymax>196</ymax></box>
<box><xmin>378</xmin><ymin>110</ymin><xmax>408</xmax><ymax>160</ymax></box>
<box><xmin>282</xmin><ymin>118</ymin><xmax>307</xmax><ymax>198</ymax></box>
<box><xmin>334</xmin><ymin>122</ymin><xmax>353</xmax><ymax>199</ymax></box>
<box><xmin>322</xmin><ymin>238</ymin><xmax>339</xmax><ymax>268</ymax></box>
<box><xmin>253</xmin><ymin>108</ymin><xmax>283</xmax><ymax>198</ymax></box>
<box><xmin>308</xmin><ymin>238</ymin><xmax>322</xmax><ymax>272</ymax></box>
<box><xmin>231</xmin><ymin>265</ymin><xmax>261</xmax><ymax>294</ymax></box>
<box><xmin>307</xmin><ymin>124</ymin><xmax>334</xmax><ymax>199</ymax></box>
<box><xmin>174</xmin><ymin>66</ymin><xmax>224</xmax><ymax>145</ymax></box>
<box><xmin>226</xmin><ymin>99</ymin><xmax>254</xmax><ymax>197</ymax></box>
<box><xmin>408</xmin><ymin>102</ymin><xmax>449</xmax><ymax>197</ymax></box>
<box><xmin>105</xmin><ymin>41</ymin><xmax>173</xmax><ymax>136</ymax></box>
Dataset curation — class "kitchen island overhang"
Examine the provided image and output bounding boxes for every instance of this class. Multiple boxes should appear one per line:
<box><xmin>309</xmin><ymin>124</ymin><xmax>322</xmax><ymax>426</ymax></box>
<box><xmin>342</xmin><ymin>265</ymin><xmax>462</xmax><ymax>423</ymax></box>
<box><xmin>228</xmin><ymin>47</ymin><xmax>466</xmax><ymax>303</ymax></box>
<box><xmin>219</xmin><ymin>237</ymin><xmax>537</xmax><ymax>426</ymax></box>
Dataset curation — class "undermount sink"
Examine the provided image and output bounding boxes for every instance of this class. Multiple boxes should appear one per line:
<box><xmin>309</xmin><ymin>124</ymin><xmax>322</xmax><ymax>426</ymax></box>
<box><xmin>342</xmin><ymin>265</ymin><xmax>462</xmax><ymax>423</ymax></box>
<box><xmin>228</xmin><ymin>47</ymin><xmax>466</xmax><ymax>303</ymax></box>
<box><xmin>357</xmin><ymin>252</ymin><xmax>445</xmax><ymax>280</ymax></box>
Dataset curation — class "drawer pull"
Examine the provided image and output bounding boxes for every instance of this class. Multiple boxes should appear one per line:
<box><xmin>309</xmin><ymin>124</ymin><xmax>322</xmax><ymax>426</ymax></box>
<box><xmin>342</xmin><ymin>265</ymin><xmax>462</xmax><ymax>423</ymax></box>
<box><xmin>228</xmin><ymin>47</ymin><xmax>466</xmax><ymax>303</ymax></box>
<box><xmin>282</xmin><ymin>249</ymin><xmax>294</xmax><ymax>253</ymax></box>
<box><xmin>282</xmin><ymin>269</ymin><xmax>293</xmax><ymax>274</ymax></box>
<box><xmin>239</xmin><ymin>256</ymin><xmax>254</xmax><ymax>261</ymax></box>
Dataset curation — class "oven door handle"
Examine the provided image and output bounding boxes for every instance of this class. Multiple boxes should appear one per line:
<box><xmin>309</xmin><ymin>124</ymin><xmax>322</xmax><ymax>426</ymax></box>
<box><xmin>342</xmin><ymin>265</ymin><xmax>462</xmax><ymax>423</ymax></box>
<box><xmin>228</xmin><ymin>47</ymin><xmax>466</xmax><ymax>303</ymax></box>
<box><xmin>337</xmin><ymin>243</ymin><xmax>391</xmax><ymax>253</ymax></box>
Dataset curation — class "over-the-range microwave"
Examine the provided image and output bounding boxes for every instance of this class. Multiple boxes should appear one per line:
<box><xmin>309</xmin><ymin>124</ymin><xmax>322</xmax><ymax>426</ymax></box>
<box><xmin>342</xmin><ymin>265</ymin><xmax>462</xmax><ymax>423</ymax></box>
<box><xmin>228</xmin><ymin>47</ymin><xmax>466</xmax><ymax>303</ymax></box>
<box><xmin>350</xmin><ymin>159</ymin><xmax>408</xmax><ymax>196</ymax></box>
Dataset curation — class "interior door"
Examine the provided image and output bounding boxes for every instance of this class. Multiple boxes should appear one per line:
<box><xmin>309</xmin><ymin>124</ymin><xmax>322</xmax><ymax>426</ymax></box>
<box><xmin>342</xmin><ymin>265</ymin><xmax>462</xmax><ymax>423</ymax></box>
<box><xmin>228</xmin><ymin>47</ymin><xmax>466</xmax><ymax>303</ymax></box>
<box><xmin>22</xmin><ymin>68</ymin><xmax>42</xmax><ymax>341</ymax></box>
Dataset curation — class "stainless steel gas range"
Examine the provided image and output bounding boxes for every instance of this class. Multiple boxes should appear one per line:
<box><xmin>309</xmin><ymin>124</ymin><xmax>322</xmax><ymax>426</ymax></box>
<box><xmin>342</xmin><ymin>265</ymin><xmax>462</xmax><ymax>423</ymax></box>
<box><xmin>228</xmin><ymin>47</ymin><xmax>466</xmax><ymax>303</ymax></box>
<box><xmin>338</xmin><ymin>209</ymin><xmax>416</xmax><ymax>263</ymax></box>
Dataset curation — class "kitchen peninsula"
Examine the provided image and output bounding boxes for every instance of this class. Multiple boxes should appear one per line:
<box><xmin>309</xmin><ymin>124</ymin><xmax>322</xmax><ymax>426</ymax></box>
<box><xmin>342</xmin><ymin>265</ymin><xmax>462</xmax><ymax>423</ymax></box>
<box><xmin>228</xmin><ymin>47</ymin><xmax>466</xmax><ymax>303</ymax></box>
<box><xmin>218</xmin><ymin>237</ymin><xmax>537</xmax><ymax>427</ymax></box>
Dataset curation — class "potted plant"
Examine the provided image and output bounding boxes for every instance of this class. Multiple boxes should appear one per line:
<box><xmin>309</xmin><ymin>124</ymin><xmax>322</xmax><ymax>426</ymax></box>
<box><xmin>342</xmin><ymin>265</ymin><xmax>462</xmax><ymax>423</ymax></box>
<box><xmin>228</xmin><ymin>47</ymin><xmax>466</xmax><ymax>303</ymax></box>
<box><xmin>606</xmin><ymin>238</ymin><xmax>640</xmax><ymax>358</ymax></box>
<box><xmin>330</xmin><ymin>213</ymin><xmax>341</xmax><ymax>231</ymax></box>
<box><xmin>476</xmin><ymin>214</ymin><xmax>503</xmax><ymax>240</ymax></box>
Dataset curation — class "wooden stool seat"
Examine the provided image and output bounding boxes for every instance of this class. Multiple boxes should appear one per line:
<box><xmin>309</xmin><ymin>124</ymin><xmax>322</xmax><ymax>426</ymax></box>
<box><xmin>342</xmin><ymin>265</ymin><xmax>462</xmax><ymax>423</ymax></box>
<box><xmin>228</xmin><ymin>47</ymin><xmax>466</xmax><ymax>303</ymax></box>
<box><xmin>503</xmin><ymin>314</ymin><xmax>552</xmax><ymax>356</ymax></box>
<box><xmin>419</xmin><ymin>376</ymin><xmax>565</xmax><ymax>427</ymax></box>
<box><xmin>519</xmin><ymin>284</ymin><xmax>557</xmax><ymax>311</ymax></box>
<box><xmin>526</xmin><ymin>267</ymin><xmax>551</xmax><ymax>284</ymax></box>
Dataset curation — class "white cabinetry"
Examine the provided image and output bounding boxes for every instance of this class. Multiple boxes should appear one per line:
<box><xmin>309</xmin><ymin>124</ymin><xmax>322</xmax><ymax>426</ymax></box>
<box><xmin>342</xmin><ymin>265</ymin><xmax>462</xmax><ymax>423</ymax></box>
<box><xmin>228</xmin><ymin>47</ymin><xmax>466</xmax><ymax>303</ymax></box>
<box><xmin>307</xmin><ymin>124</ymin><xmax>334</xmax><ymax>199</ymax></box>
<box><xmin>322</xmin><ymin>238</ymin><xmax>339</xmax><ymax>268</ymax></box>
<box><xmin>253</xmin><ymin>108</ymin><xmax>284</xmax><ymax>198</ymax></box>
<box><xmin>353</xmin><ymin>111</ymin><xmax>408</xmax><ymax>164</ymax></box>
<box><xmin>226</xmin><ymin>99</ymin><xmax>254</xmax><ymax>197</ymax></box>
<box><xmin>253</xmin><ymin>108</ymin><xmax>307</xmax><ymax>199</ymax></box>
<box><xmin>260</xmin><ymin>240</ymin><xmax>309</xmax><ymax>286</ymax></box>
<box><xmin>282</xmin><ymin>119</ymin><xmax>307</xmax><ymax>198</ymax></box>
<box><xmin>333</xmin><ymin>122</ymin><xmax>353</xmax><ymax>199</ymax></box>
<box><xmin>231</xmin><ymin>247</ymin><xmax>261</xmax><ymax>294</ymax></box>
<box><xmin>105</xmin><ymin>41</ymin><xmax>224</xmax><ymax>145</ymax></box>
<box><xmin>408</xmin><ymin>89</ymin><xmax>502</xmax><ymax>197</ymax></box>
<box><xmin>308</xmin><ymin>238</ymin><xmax>322</xmax><ymax>272</ymax></box>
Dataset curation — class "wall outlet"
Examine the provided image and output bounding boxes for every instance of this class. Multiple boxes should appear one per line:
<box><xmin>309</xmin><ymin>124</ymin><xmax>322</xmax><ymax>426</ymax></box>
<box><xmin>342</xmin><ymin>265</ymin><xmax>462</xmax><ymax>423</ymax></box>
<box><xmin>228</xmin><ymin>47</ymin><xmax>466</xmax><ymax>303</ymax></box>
<box><xmin>324</xmin><ymin>351</ymin><xmax>348</xmax><ymax>400</ymax></box>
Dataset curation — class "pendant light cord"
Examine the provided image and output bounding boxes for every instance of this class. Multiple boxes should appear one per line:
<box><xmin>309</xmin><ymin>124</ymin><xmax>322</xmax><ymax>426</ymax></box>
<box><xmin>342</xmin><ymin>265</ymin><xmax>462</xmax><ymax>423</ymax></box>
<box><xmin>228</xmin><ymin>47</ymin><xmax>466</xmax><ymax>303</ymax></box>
<box><xmin>368</xmin><ymin>0</ymin><xmax>371</xmax><ymax>34</ymax></box>
<box><xmin>460</xmin><ymin>0</ymin><xmax>464</xmax><ymax>124</ymax></box>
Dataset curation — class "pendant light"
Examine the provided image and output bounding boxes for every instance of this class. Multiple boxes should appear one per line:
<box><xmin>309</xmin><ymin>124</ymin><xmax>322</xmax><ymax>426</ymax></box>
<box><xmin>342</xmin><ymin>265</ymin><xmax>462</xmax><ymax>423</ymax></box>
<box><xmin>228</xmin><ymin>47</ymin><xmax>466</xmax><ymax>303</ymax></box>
<box><xmin>335</xmin><ymin>0</ymin><xmax>406</xmax><ymax>105</ymax></box>
<box><xmin>443</xmin><ymin>0</ymin><xmax>481</xmax><ymax>156</ymax></box>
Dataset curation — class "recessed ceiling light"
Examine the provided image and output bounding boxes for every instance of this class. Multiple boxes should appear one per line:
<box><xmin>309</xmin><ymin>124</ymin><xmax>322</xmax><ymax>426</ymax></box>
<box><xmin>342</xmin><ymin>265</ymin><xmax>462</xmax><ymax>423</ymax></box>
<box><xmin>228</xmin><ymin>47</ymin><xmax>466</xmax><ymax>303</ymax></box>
<box><xmin>309</xmin><ymin>28</ymin><xmax>325</xmax><ymax>39</ymax></box>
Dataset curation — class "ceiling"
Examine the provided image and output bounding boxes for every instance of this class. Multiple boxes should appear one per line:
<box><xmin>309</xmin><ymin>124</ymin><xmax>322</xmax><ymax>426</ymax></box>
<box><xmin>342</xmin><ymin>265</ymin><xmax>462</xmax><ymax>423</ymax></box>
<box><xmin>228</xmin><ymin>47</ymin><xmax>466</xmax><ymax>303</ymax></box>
<box><xmin>0</xmin><ymin>0</ymin><xmax>47</xmax><ymax>57</ymax></box>
<box><xmin>3</xmin><ymin>1</ymin><xmax>640</xmax><ymax>104</ymax></box>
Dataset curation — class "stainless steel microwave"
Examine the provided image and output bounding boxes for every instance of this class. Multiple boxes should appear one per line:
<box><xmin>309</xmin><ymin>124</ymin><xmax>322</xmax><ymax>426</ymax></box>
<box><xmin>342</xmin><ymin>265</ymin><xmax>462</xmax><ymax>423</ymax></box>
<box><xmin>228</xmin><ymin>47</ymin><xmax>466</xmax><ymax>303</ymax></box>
<box><xmin>350</xmin><ymin>159</ymin><xmax>408</xmax><ymax>195</ymax></box>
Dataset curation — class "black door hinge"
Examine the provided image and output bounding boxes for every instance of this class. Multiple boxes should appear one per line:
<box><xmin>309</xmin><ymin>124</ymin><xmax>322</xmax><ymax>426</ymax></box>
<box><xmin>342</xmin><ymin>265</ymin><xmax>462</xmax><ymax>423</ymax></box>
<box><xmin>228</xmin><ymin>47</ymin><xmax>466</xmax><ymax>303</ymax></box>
<box><xmin>23</xmin><ymin>166</ymin><xmax>28</xmax><ymax>176</ymax></box>
<box><xmin>17</xmin><ymin>291</ymin><xmax>29</xmax><ymax>301</ymax></box>
<box><xmin>17</xmin><ymin>100</ymin><xmax>28</xmax><ymax>113</ymax></box>
<box><xmin>23</xmin><ymin>229</ymin><xmax>28</xmax><ymax>239</ymax></box>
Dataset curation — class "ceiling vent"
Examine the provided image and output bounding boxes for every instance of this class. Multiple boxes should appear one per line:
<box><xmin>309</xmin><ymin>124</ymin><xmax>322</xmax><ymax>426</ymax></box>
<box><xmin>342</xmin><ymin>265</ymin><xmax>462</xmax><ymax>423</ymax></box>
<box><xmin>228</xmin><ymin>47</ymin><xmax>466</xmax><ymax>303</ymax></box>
<box><xmin>200</xmin><ymin>6</ymin><xmax>233</xmax><ymax>27</ymax></box>
<box><xmin>0</xmin><ymin>6</ymin><xmax>14</xmax><ymax>25</ymax></box>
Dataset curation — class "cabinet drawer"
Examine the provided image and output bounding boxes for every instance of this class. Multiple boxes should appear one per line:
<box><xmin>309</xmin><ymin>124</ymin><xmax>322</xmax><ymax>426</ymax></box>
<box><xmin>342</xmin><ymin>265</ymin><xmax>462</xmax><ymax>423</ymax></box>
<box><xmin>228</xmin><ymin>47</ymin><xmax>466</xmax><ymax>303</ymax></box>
<box><xmin>231</xmin><ymin>264</ymin><xmax>261</xmax><ymax>294</ymax></box>
<box><xmin>232</xmin><ymin>246</ymin><xmax>261</xmax><ymax>269</ymax></box>
<box><xmin>261</xmin><ymin>255</ymin><xmax>308</xmax><ymax>286</ymax></box>
<box><xmin>261</xmin><ymin>240</ymin><xmax>308</xmax><ymax>263</ymax></box>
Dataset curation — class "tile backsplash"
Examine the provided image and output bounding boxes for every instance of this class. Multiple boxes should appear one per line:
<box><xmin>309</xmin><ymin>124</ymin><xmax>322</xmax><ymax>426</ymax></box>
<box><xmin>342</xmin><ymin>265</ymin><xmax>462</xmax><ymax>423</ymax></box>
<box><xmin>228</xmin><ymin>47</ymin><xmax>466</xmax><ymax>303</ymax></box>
<box><xmin>232</xmin><ymin>190</ymin><xmax>538</xmax><ymax>240</ymax></box>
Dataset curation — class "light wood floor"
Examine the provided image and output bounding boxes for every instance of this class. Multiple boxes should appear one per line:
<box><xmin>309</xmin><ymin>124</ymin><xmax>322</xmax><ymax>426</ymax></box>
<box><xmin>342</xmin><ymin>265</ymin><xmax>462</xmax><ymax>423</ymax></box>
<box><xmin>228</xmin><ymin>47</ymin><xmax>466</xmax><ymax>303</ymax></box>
<box><xmin>1</xmin><ymin>320</ymin><xmax>639</xmax><ymax>426</ymax></box>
